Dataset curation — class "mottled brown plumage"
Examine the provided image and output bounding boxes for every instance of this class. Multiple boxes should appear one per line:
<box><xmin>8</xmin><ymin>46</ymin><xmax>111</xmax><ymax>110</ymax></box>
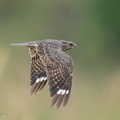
<box><xmin>11</xmin><ymin>39</ymin><xmax>76</xmax><ymax>108</ymax></box>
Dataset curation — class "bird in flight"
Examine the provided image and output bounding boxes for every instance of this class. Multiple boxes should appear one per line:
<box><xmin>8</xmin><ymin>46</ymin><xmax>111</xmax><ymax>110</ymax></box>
<box><xmin>11</xmin><ymin>39</ymin><xmax>76</xmax><ymax>108</ymax></box>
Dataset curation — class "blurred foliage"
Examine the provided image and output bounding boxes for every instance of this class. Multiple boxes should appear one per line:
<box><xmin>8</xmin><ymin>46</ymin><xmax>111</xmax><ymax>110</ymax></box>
<box><xmin>0</xmin><ymin>0</ymin><xmax>120</xmax><ymax>120</ymax></box>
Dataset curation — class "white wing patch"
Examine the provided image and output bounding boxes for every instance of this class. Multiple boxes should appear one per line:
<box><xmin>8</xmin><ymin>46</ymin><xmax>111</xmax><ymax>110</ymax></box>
<box><xmin>66</xmin><ymin>90</ymin><xmax>69</xmax><ymax>94</ymax></box>
<box><xmin>57</xmin><ymin>89</ymin><xmax>69</xmax><ymax>95</ymax></box>
<box><xmin>36</xmin><ymin>77</ymin><xmax>47</xmax><ymax>83</ymax></box>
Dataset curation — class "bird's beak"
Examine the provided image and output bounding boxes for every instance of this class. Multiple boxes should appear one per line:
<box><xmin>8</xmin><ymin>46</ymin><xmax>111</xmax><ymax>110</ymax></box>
<box><xmin>74</xmin><ymin>43</ymin><xmax>77</xmax><ymax>47</ymax></box>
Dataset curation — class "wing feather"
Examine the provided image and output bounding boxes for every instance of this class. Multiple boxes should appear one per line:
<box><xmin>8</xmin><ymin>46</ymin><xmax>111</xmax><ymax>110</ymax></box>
<box><xmin>31</xmin><ymin>44</ymin><xmax>73</xmax><ymax>108</ymax></box>
<box><xmin>39</xmin><ymin>45</ymin><xmax>73</xmax><ymax>108</ymax></box>
<box><xmin>29</xmin><ymin>47</ymin><xmax>47</xmax><ymax>95</ymax></box>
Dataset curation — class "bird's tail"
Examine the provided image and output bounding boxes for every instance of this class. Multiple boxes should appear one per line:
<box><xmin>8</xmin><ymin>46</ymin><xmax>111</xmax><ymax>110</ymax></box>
<box><xmin>10</xmin><ymin>41</ymin><xmax>37</xmax><ymax>47</ymax></box>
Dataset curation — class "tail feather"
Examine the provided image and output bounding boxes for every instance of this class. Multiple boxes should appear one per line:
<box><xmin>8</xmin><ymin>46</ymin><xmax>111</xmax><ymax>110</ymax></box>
<box><xmin>10</xmin><ymin>41</ymin><xmax>37</xmax><ymax>47</ymax></box>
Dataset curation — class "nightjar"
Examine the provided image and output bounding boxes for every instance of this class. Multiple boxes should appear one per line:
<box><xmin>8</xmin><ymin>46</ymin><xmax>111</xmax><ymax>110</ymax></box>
<box><xmin>11</xmin><ymin>39</ymin><xmax>76</xmax><ymax>108</ymax></box>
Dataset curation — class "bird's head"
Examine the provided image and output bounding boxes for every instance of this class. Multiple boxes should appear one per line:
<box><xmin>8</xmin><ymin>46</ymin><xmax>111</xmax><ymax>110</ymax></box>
<box><xmin>60</xmin><ymin>40</ymin><xmax>77</xmax><ymax>51</ymax></box>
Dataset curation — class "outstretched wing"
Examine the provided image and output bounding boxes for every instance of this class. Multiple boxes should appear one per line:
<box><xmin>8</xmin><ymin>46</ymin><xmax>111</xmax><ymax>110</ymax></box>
<box><xmin>41</xmin><ymin>45</ymin><xmax>73</xmax><ymax>108</ymax></box>
<box><xmin>29</xmin><ymin>47</ymin><xmax>47</xmax><ymax>95</ymax></box>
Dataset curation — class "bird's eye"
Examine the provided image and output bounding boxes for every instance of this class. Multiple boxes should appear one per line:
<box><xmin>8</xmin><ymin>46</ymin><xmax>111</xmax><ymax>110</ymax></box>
<box><xmin>70</xmin><ymin>43</ymin><xmax>74</xmax><ymax>46</ymax></box>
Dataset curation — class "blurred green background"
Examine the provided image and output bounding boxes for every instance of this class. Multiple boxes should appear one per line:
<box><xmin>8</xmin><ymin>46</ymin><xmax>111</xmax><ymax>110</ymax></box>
<box><xmin>0</xmin><ymin>0</ymin><xmax>120</xmax><ymax>120</ymax></box>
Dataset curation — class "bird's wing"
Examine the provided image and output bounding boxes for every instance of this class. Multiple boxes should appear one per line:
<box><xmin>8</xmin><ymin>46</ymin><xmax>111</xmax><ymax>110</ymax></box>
<box><xmin>39</xmin><ymin>45</ymin><xmax>73</xmax><ymax>108</ymax></box>
<box><xmin>29</xmin><ymin>46</ymin><xmax>47</xmax><ymax>95</ymax></box>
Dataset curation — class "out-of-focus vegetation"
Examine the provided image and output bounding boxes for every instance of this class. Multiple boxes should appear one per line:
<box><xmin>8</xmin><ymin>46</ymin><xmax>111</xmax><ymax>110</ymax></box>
<box><xmin>0</xmin><ymin>0</ymin><xmax>120</xmax><ymax>120</ymax></box>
